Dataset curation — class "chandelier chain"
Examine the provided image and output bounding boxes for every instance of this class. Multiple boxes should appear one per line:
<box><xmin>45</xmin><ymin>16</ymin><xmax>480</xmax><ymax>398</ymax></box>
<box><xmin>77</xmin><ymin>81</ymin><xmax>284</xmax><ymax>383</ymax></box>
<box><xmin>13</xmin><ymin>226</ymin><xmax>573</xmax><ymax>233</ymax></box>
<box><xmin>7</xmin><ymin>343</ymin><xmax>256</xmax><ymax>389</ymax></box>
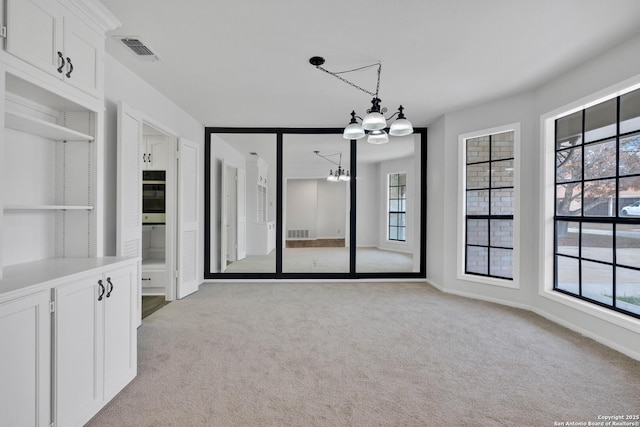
<box><xmin>315</xmin><ymin>62</ymin><xmax>381</xmax><ymax>99</ymax></box>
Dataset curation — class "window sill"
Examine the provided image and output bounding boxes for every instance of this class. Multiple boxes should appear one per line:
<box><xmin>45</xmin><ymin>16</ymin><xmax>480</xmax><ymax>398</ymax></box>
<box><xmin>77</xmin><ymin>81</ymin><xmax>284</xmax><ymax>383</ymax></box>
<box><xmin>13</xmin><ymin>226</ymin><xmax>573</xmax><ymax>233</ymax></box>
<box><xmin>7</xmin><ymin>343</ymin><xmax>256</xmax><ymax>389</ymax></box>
<box><xmin>540</xmin><ymin>288</ymin><xmax>640</xmax><ymax>333</ymax></box>
<box><xmin>458</xmin><ymin>273</ymin><xmax>519</xmax><ymax>289</ymax></box>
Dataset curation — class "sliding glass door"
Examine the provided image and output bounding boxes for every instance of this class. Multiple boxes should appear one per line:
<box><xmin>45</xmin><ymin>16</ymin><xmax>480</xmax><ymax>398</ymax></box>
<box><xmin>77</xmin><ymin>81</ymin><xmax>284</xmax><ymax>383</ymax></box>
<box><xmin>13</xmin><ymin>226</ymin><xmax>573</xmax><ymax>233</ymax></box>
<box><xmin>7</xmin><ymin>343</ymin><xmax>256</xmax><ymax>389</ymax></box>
<box><xmin>204</xmin><ymin>128</ymin><xmax>426</xmax><ymax>279</ymax></box>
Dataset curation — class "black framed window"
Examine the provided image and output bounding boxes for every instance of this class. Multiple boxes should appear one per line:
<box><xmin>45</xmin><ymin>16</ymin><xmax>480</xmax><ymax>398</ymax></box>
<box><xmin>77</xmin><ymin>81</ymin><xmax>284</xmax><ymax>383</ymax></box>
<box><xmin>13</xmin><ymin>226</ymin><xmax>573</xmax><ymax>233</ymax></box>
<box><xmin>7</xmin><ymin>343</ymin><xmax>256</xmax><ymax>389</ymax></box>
<box><xmin>388</xmin><ymin>172</ymin><xmax>406</xmax><ymax>242</ymax></box>
<box><xmin>554</xmin><ymin>88</ymin><xmax>640</xmax><ymax>318</ymax></box>
<box><xmin>464</xmin><ymin>131</ymin><xmax>514</xmax><ymax>279</ymax></box>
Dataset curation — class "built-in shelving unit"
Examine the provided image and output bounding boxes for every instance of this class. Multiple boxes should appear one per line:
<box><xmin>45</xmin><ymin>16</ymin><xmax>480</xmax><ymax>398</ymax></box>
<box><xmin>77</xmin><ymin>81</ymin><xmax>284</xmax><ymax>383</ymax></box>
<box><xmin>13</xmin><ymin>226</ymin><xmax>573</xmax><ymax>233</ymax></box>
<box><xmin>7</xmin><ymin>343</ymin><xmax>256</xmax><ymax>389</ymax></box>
<box><xmin>4</xmin><ymin>205</ymin><xmax>94</xmax><ymax>211</ymax></box>
<box><xmin>5</xmin><ymin>111</ymin><xmax>94</xmax><ymax>141</ymax></box>
<box><xmin>1</xmin><ymin>76</ymin><xmax>98</xmax><ymax>269</ymax></box>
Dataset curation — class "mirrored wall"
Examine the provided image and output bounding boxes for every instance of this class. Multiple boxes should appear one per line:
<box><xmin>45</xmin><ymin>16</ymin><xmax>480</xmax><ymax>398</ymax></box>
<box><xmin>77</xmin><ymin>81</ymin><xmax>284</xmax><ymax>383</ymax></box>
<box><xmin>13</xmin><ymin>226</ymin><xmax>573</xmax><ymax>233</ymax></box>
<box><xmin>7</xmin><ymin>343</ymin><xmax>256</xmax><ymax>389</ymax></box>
<box><xmin>204</xmin><ymin>128</ymin><xmax>426</xmax><ymax>279</ymax></box>
<box><xmin>208</xmin><ymin>133</ymin><xmax>277</xmax><ymax>274</ymax></box>
<box><xmin>356</xmin><ymin>134</ymin><xmax>421</xmax><ymax>273</ymax></box>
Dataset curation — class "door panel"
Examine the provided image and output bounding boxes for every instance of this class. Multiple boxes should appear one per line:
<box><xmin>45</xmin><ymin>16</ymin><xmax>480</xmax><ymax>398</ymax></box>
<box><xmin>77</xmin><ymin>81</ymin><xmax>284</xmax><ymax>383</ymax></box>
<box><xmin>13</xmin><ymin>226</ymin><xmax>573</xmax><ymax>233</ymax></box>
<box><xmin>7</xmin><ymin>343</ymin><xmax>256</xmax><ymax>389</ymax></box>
<box><xmin>0</xmin><ymin>291</ymin><xmax>51</xmax><ymax>427</ymax></box>
<box><xmin>62</xmin><ymin>15</ymin><xmax>103</xmax><ymax>96</ymax></box>
<box><xmin>177</xmin><ymin>138</ymin><xmax>200</xmax><ymax>298</ymax></box>
<box><xmin>55</xmin><ymin>277</ymin><xmax>102</xmax><ymax>427</ymax></box>
<box><xmin>5</xmin><ymin>0</ymin><xmax>62</xmax><ymax>77</ymax></box>
<box><xmin>117</xmin><ymin>102</ymin><xmax>142</xmax><ymax>325</ymax></box>
<box><xmin>103</xmin><ymin>267</ymin><xmax>136</xmax><ymax>399</ymax></box>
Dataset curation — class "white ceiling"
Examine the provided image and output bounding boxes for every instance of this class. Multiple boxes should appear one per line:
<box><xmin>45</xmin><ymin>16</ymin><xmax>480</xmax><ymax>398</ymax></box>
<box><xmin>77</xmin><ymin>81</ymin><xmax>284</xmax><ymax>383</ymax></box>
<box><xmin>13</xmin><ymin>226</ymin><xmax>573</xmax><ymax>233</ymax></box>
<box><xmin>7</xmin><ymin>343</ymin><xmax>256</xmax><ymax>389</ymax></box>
<box><xmin>101</xmin><ymin>0</ymin><xmax>640</xmax><ymax>129</ymax></box>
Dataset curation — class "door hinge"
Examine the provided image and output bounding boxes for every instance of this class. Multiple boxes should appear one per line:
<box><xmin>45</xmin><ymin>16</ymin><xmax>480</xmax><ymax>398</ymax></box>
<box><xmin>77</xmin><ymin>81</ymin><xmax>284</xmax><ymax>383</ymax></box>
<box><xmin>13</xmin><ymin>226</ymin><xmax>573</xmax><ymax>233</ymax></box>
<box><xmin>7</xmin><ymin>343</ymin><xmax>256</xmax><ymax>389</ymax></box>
<box><xmin>175</xmin><ymin>270</ymin><xmax>179</xmax><ymax>279</ymax></box>
<box><xmin>49</xmin><ymin>301</ymin><xmax>55</xmax><ymax>313</ymax></box>
<box><xmin>0</xmin><ymin>26</ymin><xmax>7</xmax><ymax>39</ymax></box>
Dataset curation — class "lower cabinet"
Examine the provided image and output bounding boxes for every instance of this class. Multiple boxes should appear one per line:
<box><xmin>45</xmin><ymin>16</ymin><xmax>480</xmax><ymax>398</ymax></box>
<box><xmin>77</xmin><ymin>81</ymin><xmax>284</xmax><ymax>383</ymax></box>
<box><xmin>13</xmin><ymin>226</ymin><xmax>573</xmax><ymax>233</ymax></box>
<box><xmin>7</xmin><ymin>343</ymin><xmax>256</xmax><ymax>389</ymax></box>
<box><xmin>0</xmin><ymin>258</ymin><xmax>137</xmax><ymax>427</ymax></box>
<box><xmin>55</xmin><ymin>265</ymin><xmax>137</xmax><ymax>427</ymax></box>
<box><xmin>0</xmin><ymin>290</ymin><xmax>51</xmax><ymax>427</ymax></box>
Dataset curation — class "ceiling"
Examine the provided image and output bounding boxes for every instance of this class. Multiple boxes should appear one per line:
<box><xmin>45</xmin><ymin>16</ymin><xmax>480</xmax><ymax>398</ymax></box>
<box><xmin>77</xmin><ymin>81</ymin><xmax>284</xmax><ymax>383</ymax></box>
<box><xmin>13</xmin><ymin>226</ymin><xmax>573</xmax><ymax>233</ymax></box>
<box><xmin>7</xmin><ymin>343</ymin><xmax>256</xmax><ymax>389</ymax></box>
<box><xmin>101</xmin><ymin>0</ymin><xmax>640</xmax><ymax>129</ymax></box>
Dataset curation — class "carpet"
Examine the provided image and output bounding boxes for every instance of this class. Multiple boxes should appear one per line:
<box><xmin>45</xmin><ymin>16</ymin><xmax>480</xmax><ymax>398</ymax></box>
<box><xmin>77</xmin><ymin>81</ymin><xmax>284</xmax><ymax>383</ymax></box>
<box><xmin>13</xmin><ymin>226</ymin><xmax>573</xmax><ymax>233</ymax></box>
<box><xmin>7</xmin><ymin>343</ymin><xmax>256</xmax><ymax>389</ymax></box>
<box><xmin>87</xmin><ymin>282</ymin><xmax>640</xmax><ymax>426</ymax></box>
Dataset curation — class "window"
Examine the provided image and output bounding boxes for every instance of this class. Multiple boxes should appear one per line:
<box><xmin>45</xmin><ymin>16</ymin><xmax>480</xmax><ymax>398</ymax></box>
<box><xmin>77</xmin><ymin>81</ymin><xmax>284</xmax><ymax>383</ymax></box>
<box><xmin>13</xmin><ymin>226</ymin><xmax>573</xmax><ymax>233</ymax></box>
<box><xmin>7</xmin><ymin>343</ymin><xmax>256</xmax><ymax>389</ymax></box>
<box><xmin>388</xmin><ymin>172</ymin><xmax>406</xmax><ymax>242</ymax></box>
<box><xmin>554</xmin><ymin>88</ymin><xmax>640</xmax><ymax>318</ymax></box>
<box><xmin>463</xmin><ymin>129</ymin><xmax>515</xmax><ymax>280</ymax></box>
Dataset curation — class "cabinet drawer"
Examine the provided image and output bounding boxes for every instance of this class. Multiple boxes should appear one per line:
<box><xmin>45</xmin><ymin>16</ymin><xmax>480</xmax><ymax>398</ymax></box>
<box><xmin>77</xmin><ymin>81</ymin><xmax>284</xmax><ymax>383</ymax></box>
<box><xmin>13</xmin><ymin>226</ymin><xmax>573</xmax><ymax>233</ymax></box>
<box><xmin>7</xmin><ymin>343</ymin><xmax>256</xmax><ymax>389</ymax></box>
<box><xmin>141</xmin><ymin>270</ymin><xmax>165</xmax><ymax>292</ymax></box>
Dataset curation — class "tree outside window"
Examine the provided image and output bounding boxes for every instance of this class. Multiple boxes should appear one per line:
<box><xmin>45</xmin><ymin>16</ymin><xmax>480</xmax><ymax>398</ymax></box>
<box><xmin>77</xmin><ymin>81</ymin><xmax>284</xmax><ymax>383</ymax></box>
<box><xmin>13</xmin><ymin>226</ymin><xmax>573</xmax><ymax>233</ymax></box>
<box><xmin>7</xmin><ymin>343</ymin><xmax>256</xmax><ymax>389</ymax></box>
<box><xmin>554</xmin><ymin>88</ymin><xmax>640</xmax><ymax>318</ymax></box>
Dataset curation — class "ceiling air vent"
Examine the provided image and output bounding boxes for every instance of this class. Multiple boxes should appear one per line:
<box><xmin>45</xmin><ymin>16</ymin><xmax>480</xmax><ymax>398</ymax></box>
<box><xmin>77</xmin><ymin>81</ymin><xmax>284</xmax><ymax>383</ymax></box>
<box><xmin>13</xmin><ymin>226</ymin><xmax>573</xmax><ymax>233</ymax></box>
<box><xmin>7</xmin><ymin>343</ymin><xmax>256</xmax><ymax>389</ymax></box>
<box><xmin>118</xmin><ymin>37</ymin><xmax>161</xmax><ymax>62</ymax></box>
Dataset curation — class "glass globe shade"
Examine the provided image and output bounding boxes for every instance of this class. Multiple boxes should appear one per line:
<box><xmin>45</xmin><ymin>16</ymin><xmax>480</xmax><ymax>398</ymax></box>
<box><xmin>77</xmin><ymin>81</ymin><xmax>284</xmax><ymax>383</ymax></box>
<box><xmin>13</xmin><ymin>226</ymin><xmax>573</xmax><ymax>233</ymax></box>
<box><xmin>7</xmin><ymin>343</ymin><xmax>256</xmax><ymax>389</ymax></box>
<box><xmin>389</xmin><ymin>118</ymin><xmax>414</xmax><ymax>136</ymax></box>
<box><xmin>362</xmin><ymin>112</ymin><xmax>387</xmax><ymax>131</ymax></box>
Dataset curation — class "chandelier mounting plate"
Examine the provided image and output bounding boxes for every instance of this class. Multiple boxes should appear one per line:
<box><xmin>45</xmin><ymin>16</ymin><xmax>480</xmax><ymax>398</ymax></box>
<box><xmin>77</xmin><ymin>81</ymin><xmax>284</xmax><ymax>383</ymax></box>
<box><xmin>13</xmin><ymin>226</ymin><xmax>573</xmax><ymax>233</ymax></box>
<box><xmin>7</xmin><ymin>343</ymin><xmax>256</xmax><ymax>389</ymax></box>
<box><xmin>309</xmin><ymin>56</ymin><xmax>325</xmax><ymax>67</ymax></box>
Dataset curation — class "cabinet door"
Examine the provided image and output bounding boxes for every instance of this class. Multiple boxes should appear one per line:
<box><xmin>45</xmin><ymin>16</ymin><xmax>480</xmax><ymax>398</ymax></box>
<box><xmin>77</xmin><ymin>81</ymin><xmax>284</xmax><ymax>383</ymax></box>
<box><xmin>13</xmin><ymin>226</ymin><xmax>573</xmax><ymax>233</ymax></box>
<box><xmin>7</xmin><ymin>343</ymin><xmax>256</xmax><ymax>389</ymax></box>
<box><xmin>5</xmin><ymin>0</ymin><xmax>63</xmax><ymax>78</ymax></box>
<box><xmin>62</xmin><ymin>15</ymin><xmax>104</xmax><ymax>97</ymax></box>
<box><xmin>0</xmin><ymin>291</ymin><xmax>51</xmax><ymax>427</ymax></box>
<box><xmin>145</xmin><ymin>136</ymin><xmax>169</xmax><ymax>170</ymax></box>
<box><xmin>55</xmin><ymin>276</ymin><xmax>103</xmax><ymax>427</ymax></box>
<box><xmin>103</xmin><ymin>266</ymin><xmax>137</xmax><ymax>400</ymax></box>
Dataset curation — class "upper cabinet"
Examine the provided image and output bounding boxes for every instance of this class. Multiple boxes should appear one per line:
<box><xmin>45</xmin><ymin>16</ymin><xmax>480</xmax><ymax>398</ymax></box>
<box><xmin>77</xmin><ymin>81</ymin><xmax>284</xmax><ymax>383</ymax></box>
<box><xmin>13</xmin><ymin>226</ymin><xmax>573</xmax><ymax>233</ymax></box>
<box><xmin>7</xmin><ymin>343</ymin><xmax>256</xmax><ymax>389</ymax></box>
<box><xmin>142</xmin><ymin>135</ymin><xmax>169</xmax><ymax>171</ymax></box>
<box><xmin>2</xmin><ymin>0</ymin><xmax>119</xmax><ymax>99</ymax></box>
<box><xmin>4</xmin><ymin>0</ymin><xmax>63</xmax><ymax>79</ymax></box>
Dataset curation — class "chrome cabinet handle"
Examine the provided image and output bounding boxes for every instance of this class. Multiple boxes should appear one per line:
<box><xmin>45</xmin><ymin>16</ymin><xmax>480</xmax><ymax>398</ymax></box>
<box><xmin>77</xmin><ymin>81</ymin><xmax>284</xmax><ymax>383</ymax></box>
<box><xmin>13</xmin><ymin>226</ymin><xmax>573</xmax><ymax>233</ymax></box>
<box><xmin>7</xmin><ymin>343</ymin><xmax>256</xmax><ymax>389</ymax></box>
<box><xmin>57</xmin><ymin>52</ymin><xmax>65</xmax><ymax>73</ymax></box>
<box><xmin>106</xmin><ymin>277</ymin><xmax>114</xmax><ymax>298</ymax></box>
<box><xmin>98</xmin><ymin>279</ymin><xmax>105</xmax><ymax>301</ymax></box>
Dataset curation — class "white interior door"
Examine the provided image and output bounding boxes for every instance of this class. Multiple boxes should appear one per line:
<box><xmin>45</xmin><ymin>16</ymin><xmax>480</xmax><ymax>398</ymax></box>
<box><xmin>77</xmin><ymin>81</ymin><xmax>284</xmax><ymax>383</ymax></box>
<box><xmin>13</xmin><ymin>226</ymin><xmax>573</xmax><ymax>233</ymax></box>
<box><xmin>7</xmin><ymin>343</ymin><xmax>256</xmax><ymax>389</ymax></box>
<box><xmin>116</xmin><ymin>101</ymin><xmax>142</xmax><ymax>326</ymax></box>
<box><xmin>177</xmin><ymin>138</ymin><xmax>200</xmax><ymax>298</ymax></box>
<box><xmin>236</xmin><ymin>169</ymin><xmax>246</xmax><ymax>260</ymax></box>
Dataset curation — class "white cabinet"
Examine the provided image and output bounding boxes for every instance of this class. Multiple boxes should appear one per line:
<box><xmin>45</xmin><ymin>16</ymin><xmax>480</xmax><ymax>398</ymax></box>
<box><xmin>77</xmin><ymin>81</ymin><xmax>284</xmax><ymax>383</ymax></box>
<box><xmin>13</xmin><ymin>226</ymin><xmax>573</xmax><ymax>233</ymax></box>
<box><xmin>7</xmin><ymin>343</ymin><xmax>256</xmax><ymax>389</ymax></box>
<box><xmin>141</xmin><ymin>225</ymin><xmax>166</xmax><ymax>295</ymax></box>
<box><xmin>55</xmin><ymin>263</ymin><xmax>136</xmax><ymax>427</ymax></box>
<box><xmin>3</xmin><ymin>0</ymin><xmax>107</xmax><ymax>97</ymax></box>
<box><xmin>0</xmin><ymin>258</ymin><xmax>137</xmax><ymax>427</ymax></box>
<box><xmin>0</xmin><ymin>290</ymin><xmax>51</xmax><ymax>427</ymax></box>
<box><xmin>4</xmin><ymin>0</ymin><xmax>62</xmax><ymax>79</ymax></box>
<box><xmin>141</xmin><ymin>135</ymin><xmax>169</xmax><ymax>170</ymax></box>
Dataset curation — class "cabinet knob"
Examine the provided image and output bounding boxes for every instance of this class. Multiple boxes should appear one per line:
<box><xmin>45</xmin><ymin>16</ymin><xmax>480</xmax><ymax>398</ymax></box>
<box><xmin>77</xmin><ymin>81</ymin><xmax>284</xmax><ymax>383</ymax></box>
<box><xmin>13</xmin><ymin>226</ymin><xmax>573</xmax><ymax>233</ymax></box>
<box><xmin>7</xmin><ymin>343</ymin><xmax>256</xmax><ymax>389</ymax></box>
<box><xmin>97</xmin><ymin>279</ymin><xmax>105</xmax><ymax>301</ymax></box>
<box><xmin>57</xmin><ymin>52</ymin><xmax>65</xmax><ymax>73</ymax></box>
<box><xmin>65</xmin><ymin>57</ymin><xmax>74</xmax><ymax>78</ymax></box>
<box><xmin>106</xmin><ymin>277</ymin><xmax>114</xmax><ymax>298</ymax></box>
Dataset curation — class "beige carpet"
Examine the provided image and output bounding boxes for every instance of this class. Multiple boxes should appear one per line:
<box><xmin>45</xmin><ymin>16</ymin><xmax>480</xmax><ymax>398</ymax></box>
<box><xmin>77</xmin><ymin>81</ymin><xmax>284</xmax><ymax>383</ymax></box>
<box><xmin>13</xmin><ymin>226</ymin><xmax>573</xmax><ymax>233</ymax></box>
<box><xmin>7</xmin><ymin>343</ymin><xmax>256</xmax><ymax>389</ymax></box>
<box><xmin>87</xmin><ymin>282</ymin><xmax>640</xmax><ymax>426</ymax></box>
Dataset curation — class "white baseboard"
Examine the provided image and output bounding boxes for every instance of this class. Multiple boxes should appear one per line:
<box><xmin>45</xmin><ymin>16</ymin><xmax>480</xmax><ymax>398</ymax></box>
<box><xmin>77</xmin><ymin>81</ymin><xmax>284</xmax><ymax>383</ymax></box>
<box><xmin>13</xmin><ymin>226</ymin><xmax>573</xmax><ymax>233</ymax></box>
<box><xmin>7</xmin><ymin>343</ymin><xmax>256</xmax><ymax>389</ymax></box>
<box><xmin>530</xmin><ymin>306</ymin><xmax>640</xmax><ymax>361</ymax></box>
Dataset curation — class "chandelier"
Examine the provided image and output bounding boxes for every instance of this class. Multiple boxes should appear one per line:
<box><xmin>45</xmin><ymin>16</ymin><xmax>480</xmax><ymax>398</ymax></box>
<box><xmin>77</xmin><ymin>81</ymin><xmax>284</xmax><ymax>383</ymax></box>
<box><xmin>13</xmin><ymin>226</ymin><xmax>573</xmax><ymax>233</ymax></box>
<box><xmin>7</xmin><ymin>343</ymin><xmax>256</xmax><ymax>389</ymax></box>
<box><xmin>314</xmin><ymin>151</ymin><xmax>350</xmax><ymax>182</ymax></box>
<box><xmin>309</xmin><ymin>56</ymin><xmax>414</xmax><ymax>144</ymax></box>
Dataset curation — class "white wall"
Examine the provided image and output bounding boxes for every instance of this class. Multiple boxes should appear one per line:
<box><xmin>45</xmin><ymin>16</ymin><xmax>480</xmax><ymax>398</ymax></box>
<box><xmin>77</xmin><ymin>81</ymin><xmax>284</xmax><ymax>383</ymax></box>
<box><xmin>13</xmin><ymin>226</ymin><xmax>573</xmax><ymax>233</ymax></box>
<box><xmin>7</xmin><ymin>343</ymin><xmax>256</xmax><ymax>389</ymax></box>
<box><xmin>103</xmin><ymin>54</ymin><xmax>204</xmax><ymax>278</ymax></box>
<box><xmin>427</xmin><ymin>32</ymin><xmax>640</xmax><ymax>359</ymax></box>
<box><xmin>286</xmin><ymin>179</ymin><xmax>319</xmax><ymax>237</ymax></box>
<box><xmin>355</xmin><ymin>162</ymin><xmax>379</xmax><ymax>247</ymax></box>
<box><xmin>285</xmin><ymin>179</ymin><xmax>347</xmax><ymax>240</ymax></box>
<box><xmin>316</xmin><ymin>179</ymin><xmax>347</xmax><ymax>239</ymax></box>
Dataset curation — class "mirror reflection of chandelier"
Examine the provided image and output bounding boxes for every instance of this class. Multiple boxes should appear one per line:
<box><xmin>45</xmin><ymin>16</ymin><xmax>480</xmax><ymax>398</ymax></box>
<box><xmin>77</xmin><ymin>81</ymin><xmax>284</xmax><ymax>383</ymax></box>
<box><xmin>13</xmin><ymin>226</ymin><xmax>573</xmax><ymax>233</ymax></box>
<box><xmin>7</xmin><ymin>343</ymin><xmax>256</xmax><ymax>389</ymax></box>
<box><xmin>309</xmin><ymin>56</ymin><xmax>414</xmax><ymax>144</ymax></box>
<box><xmin>314</xmin><ymin>151</ymin><xmax>350</xmax><ymax>182</ymax></box>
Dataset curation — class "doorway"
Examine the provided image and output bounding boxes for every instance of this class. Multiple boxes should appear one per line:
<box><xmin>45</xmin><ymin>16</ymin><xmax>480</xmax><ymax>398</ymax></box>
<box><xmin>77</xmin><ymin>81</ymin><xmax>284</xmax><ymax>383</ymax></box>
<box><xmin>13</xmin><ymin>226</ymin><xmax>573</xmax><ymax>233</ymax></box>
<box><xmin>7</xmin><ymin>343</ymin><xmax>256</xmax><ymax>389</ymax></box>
<box><xmin>140</xmin><ymin>123</ymin><xmax>174</xmax><ymax>298</ymax></box>
<box><xmin>117</xmin><ymin>102</ymin><xmax>202</xmax><ymax>325</ymax></box>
